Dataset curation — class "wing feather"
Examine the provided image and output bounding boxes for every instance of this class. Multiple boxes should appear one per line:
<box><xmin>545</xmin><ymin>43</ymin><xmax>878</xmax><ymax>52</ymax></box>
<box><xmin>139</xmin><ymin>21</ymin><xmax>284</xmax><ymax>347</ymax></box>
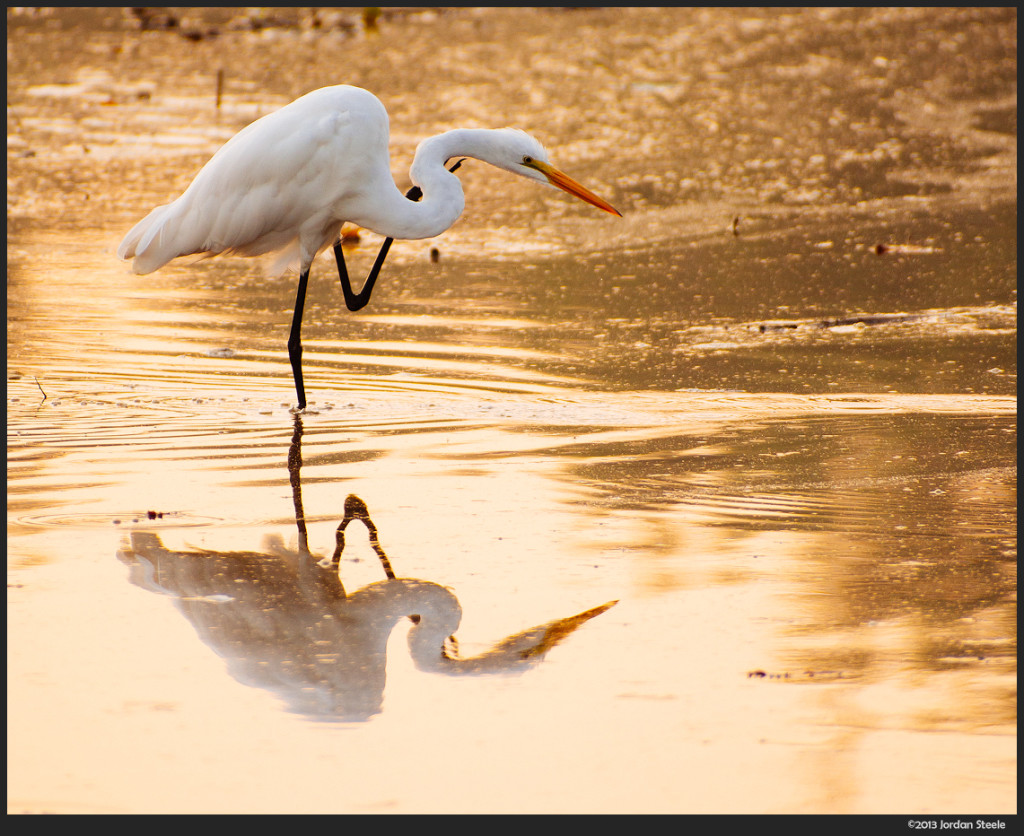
<box><xmin>118</xmin><ymin>86</ymin><xmax>391</xmax><ymax>276</ymax></box>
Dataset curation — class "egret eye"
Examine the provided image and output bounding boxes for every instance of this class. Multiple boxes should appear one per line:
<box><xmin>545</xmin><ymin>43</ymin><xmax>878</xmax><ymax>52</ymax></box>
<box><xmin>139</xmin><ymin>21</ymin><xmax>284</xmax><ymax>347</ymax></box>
<box><xmin>522</xmin><ymin>155</ymin><xmax>533</xmax><ymax>165</ymax></box>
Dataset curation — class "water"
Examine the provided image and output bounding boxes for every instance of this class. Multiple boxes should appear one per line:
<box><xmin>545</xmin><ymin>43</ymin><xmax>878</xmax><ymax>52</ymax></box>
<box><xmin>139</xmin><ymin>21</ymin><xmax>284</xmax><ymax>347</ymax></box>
<box><xmin>7</xmin><ymin>8</ymin><xmax>1016</xmax><ymax>814</ymax></box>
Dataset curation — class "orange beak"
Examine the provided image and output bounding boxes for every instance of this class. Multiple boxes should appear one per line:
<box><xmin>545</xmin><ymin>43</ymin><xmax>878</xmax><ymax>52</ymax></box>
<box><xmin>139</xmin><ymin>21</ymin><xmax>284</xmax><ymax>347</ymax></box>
<box><xmin>525</xmin><ymin>158</ymin><xmax>622</xmax><ymax>217</ymax></box>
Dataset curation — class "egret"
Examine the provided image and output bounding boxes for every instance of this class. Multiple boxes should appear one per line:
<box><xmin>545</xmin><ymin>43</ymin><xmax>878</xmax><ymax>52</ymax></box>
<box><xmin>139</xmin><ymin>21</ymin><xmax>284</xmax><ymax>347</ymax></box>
<box><xmin>117</xmin><ymin>84</ymin><xmax>621</xmax><ymax>410</ymax></box>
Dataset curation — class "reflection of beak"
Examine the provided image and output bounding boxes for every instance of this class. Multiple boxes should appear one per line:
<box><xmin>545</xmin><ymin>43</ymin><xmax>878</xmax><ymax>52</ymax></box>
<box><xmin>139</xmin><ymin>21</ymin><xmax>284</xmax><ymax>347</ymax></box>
<box><xmin>524</xmin><ymin>158</ymin><xmax>622</xmax><ymax>217</ymax></box>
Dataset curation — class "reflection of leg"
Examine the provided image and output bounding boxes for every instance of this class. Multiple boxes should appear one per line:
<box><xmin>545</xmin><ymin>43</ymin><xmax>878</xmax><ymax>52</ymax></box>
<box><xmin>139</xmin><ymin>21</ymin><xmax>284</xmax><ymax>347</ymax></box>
<box><xmin>331</xmin><ymin>495</ymin><xmax>397</xmax><ymax>580</ymax></box>
<box><xmin>369</xmin><ymin>532</ymin><xmax>397</xmax><ymax>581</ymax></box>
<box><xmin>288</xmin><ymin>415</ymin><xmax>309</xmax><ymax>555</ymax></box>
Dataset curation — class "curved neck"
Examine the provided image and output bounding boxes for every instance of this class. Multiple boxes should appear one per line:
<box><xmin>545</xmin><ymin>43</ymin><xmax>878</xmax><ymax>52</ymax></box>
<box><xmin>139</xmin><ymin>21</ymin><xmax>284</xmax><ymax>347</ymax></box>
<box><xmin>352</xmin><ymin>129</ymin><xmax>509</xmax><ymax>241</ymax></box>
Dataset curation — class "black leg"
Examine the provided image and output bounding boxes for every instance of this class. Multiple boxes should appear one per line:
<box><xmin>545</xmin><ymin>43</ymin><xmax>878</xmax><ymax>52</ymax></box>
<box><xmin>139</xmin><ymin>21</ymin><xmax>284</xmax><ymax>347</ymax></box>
<box><xmin>287</xmin><ymin>269</ymin><xmax>310</xmax><ymax>410</ymax></box>
<box><xmin>333</xmin><ymin>159</ymin><xmax>464</xmax><ymax>314</ymax></box>
<box><xmin>334</xmin><ymin>238</ymin><xmax>393</xmax><ymax>312</ymax></box>
<box><xmin>290</xmin><ymin>233</ymin><xmax>396</xmax><ymax>410</ymax></box>
<box><xmin>292</xmin><ymin>161</ymin><xmax>467</xmax><ymax>409</ymax></box>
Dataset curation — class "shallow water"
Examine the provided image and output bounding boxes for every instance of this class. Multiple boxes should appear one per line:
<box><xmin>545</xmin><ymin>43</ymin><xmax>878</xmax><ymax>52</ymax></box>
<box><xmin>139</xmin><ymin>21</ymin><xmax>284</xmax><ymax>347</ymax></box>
<box><xmin>6</xmin><ymin>8</ymin><xmax>1016</xmax><ymax>814</ymax></box>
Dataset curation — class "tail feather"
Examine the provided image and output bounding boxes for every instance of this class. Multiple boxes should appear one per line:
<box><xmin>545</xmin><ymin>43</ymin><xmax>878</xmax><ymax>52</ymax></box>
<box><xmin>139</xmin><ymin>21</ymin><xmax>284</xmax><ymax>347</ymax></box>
<box><xmin>118</xmin><ymin>184</ymin><xmax>316</xmax><ymax>277</ymax></box>
<box><xmin>117</xmin><ymin>198</ymin><xmax>305</xmax><ymax>277</ymax></box>
<box><xmin>117</xmin><ymin>203</ymin><xmax>182</xmax><ymax>275</ymax></box>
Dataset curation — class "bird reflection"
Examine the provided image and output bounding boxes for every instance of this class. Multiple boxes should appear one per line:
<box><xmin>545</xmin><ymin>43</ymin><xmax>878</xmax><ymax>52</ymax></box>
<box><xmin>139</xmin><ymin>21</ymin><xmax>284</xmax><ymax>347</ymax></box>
<box><xmin>117</xmin><ymin>416</ymin><xmax>616</xmax><ymax>721</ymax></box>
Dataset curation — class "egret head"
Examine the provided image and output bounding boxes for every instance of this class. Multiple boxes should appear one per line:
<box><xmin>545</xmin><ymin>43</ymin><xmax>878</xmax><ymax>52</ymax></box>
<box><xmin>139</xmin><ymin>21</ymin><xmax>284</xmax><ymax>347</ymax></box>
<box><xmin>483</xmin><ymin>129</ymin><xmax>622</xmax><ymax>217</ymax></box>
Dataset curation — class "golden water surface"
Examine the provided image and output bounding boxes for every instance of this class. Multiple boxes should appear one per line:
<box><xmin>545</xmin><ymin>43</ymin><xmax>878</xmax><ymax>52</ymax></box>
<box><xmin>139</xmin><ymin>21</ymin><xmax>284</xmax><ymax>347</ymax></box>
<box><xmin>7</xmin><ymin>8</ymin><xmax>1016</xmax><ymax>814</ymax></box>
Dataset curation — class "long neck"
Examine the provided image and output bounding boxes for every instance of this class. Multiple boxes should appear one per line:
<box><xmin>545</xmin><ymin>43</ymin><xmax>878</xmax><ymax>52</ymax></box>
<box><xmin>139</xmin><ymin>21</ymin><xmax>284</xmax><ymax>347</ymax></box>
<box><xmin>353</xmin><ymin>129</ymin><xmax>504</xmax><ymax>241</ymax></box>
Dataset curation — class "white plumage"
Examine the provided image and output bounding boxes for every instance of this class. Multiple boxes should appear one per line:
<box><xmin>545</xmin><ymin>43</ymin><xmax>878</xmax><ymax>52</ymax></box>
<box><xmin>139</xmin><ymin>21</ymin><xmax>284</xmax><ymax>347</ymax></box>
<box><xmin>119</xmin><ymin>85</ymin><xmax>617</xmax><ymax>277</ymax></box>
<box><xmin>117</xmin><ymin>84</ymin><xmax>620</xmax><ymax>408</ymax></box>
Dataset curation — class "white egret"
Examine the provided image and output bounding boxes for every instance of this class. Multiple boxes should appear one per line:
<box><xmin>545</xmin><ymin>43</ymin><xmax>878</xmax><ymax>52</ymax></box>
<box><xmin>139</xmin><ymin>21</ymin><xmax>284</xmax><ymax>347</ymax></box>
<box><xmin>117</xmin><ymin>84</ymin><xmax>621</xmax><ymax>410</ymax></box>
